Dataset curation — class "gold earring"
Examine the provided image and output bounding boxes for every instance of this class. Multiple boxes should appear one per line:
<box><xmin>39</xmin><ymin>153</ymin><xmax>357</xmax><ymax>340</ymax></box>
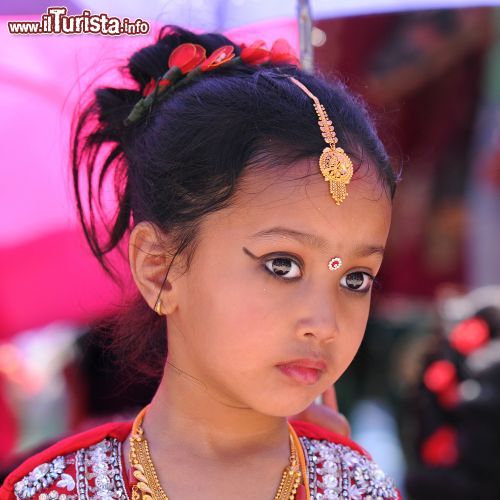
<box><xmin>153</xmin><ymin>260</ymin><xmax>171</xmax><ymax>316</ymax></box>
<box><xmin>154</xmin><ymin>296</ymin><xmax>163</xmax><ymax>316</ymax></box>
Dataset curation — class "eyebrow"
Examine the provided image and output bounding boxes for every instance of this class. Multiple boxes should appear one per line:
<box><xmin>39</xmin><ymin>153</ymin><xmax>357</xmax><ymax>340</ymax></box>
<box><xmin>249</xmin><ymin>226</ymin><xmax>385</xmax><ymax>258</ymax></box>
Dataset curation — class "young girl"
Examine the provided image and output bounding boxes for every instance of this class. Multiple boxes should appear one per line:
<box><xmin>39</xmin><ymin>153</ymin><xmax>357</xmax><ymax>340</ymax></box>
<box><xmin>1</xmin><ymin>26</ymin><xmax>400</xmax><ymax>500</ymax></box>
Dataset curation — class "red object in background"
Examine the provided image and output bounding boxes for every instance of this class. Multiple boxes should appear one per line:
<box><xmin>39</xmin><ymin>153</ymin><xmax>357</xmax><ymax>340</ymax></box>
<box><xmin>423</xmin><ymin>360</ymin><xmax>457</xmax><ymax>393</ymax></box>
<box><xmin>423</xmin><ymin>359</ymin><xmax>460</xmax><ymax>408</ymax></box>
<box><xmin>421</xmin><ymin>426</ymin><xmax>459</xmax><ymax>467</ymax></box>
<box><xmin>449</xmin><ymin>318</ymin><xmax>490</xmax><ymax>355</ymax></box>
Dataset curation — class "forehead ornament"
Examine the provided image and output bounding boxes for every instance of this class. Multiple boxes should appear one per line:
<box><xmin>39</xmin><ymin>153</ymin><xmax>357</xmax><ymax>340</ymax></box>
<box><xmin>288</xmin><ymin>77</ymin><xmax>353</xmax><ymax>205</ymax></box>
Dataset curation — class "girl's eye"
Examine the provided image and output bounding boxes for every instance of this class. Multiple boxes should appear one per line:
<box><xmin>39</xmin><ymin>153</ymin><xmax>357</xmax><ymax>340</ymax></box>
<box><xmin>264</xmin><ymin>257</ymin><xmax>302</xmax><ymax>280</ymax></box>
<box><xmin>340</xmin><ymin>271</ymin><xmax>374</xmax><ymax>293</ymax></box>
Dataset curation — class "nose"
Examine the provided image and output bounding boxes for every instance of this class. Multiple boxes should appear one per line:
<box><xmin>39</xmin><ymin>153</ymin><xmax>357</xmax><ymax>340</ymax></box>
<box><xmin>295</xmin><ymin>287</ymin><xmax>339</xmax><ymax>344</ymax></box>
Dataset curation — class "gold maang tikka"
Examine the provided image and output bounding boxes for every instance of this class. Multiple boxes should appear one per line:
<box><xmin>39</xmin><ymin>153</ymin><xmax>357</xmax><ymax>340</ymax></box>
<box><xmin>289</xmin><ymin>77</ymin><xmax>353</xmax><ymax>205</ymax></box>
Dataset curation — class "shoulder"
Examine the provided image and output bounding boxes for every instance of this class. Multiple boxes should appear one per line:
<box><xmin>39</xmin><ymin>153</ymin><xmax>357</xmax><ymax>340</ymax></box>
<box><xmin>290</xmin><ymin>419</ymin><xmax>401</xmax><ymax>499</ymax></box>
<box><xmin>0</xmin><ymin>421</ymin><xmax>132</xmax><ymax>500</ymax></box>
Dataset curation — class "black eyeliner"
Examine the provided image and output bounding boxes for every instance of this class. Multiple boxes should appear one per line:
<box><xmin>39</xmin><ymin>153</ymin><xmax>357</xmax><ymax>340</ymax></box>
<box><xmin>242</xmin><ymin>246</ymin><xmax>258</xmax><ymax>259</ymax></box>
<box><xmin>243</xmin><ymin>247</ymin><xmax>302</xmax><ymax>282</ymax></box>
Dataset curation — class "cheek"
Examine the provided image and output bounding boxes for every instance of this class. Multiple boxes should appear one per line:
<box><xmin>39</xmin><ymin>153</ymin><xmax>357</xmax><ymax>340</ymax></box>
<box><xmin>183</xmin><ymin>259</ymin><xmax>276</xmax><ymax>357</ymax></box>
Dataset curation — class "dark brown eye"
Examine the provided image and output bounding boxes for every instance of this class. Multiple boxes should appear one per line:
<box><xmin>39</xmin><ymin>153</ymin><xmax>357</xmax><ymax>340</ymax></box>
<box><xmin>341</xmin><ymin>271</ymin><xmax>373</xmax><ymax>292</ymax></box>
<box><xmin>264</xmin><ymin>257</ymin><xmax>301</xmax><ymax>279</ymax></box>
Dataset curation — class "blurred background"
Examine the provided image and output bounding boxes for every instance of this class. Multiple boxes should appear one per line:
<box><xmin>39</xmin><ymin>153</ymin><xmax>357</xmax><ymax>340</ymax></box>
<box><xmin>1</xmin><ymin>1</ymin><xmax>500</xmax><ymax>498</ymax></box>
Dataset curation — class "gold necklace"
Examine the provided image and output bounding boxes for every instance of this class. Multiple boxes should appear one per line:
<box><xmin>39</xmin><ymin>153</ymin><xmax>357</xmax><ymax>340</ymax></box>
<box><xmin>128</xmin><ymin>406</ymin><xmax>307</xmax><ymax>500</ymax></box>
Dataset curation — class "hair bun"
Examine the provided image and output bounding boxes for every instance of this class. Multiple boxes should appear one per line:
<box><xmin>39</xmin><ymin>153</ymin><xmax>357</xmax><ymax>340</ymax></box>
<box><xmin>127</xmin><ymin>25</ymin><xmax>241</xmax><ymax>95</ymax></box>
<box><xmin>88</xmin><ymin>25</ymin><xmax>241</xmax><ymax>141</ymax></box>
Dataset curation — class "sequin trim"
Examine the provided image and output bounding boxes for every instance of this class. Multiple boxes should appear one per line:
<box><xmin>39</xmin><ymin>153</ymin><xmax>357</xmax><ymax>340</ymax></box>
<box><xmin>14</xmin><ymin>457</ymin><xmax>67</xmax><ymax>499</ymax></box>
<box><xmin>75</xmin><ymin>438</ymin><xmax>129</xmax><ymax>500</ymax></box>
<box><xmin>39</xmin><ymin>492</ymin><xmax>77</xmax><ymax>500</ymax></box>
<box><xmin>299</xmin><ymin>437</ymin><xmax>398</xmax><ymax>499</ymax></box>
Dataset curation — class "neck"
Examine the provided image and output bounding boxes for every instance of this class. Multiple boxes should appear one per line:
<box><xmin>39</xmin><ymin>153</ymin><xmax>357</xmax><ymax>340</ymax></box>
<box><xmin>143</xmin><ymin>358</ymin><xmax>290</xmax><ymax>461</ymax></box>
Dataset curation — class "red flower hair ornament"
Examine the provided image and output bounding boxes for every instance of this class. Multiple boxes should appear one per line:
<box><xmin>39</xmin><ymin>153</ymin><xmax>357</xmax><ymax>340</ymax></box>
<box><xmin>125</xmin><ymin>38</ymin><xmax>300</xmax><ymax>125</ymax></box>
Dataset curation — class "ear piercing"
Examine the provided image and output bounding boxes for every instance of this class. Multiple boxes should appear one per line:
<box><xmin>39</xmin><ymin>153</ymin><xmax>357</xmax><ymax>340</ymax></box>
<box><xmin>328</xmin><ymin>257</ymin><xmax>342</xmax><ymax>271</ymax></box>
<box><xmin>153</xmin><ymin>253</ymin><xmax>175</xmax><ymax>316</ymax></box>
<box><xmin>154</xmin><ymin>297</ymin><xmax>163</xmax><ymax>316</ymax></box>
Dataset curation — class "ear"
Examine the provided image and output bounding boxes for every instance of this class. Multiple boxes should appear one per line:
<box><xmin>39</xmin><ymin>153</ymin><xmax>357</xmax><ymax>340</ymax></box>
<box><xmin>128</xmin><ymin>221</ymin><xmax>180</xmax><ymax>315</ymax></box>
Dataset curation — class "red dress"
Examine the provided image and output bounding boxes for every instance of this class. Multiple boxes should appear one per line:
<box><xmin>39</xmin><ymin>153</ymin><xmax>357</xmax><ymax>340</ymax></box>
<box><xmin>0</xmin><ymin>420</ymin><xmax>400</xmax><ymax>500</ymax></box>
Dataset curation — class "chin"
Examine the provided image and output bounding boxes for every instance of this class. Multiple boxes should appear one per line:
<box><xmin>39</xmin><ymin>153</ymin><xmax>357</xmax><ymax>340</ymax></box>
<box><xmin>255</xmin><ymin>395</ymin><xmax>319</xmax><ymax>418</ymax></box>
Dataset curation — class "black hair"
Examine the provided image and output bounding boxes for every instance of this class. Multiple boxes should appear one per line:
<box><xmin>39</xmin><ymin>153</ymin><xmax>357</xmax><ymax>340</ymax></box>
<box><xmin>72</xmin><ymin>25</ymin><xmax>399</xmax><ymax>379</ymax></box>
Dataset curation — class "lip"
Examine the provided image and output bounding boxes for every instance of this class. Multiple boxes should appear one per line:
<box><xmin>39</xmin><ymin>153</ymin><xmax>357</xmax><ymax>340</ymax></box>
<box><xmin>277</xmin><ymin>358</ymin><xmax>328</xmax><ymax>371</ymax></box>
<box><xmin>276</xmin><ymin>358</ymin><xmax>327</xmax><ymax>385</ymax></box>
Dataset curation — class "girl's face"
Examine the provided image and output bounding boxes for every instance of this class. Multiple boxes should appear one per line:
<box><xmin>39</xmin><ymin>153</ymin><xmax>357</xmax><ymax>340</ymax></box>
<box><xmin>166</xmin><ymin>158</ymin><xmax>392</xmax><ymax>416</ymax></box>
